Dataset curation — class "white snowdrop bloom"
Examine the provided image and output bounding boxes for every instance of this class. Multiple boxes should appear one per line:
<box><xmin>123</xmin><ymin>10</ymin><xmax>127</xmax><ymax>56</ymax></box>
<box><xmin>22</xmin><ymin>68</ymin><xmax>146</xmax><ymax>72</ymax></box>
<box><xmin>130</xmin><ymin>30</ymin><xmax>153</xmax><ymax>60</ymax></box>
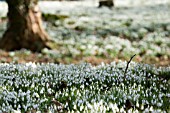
<box><xmin>143</xmin><ymin>108</ymin><xmax>149</xmax><ymax>113</ymax></box>
<box><xmin>21</xmin><ymin>96</ymin><xmax>24</xmax><ymax>101</ymax></box>
<box><xmin>21</xmin><ymin>92</ymin><xmax>26</xmax><ymax>97</ymax></box>
<box><xmin>102</xmin><ymin>105</ymin><xmax>107</xmax><ymax>113</ymax></box>
<box><xmin>133</xmin><ymin>109</ymin><xmax>139</xmax><ymax>113</ymax></box>
<box><xmin>167</xmin><ymin>93</ymin><xmax>170</xmax><ymax>97</ymax></box>
<box><xmin>26</xmin><ymin>90</ymin><xmax>31</xmax><ymax>94</ymax></box>
<box><xmin>42</xmin><ymin>82</ymin><xmax>45</xmax><ymax>86</ymax></box>
<box><xmin>141</xmin><ymin>104</ymin><xmax>144</xmax><ymax>110</ymax></box>
<box><xmin>40</xmin><ymin>87</ymin><xmax>44</xmax><ymax>94</ymax></box>
<box><xmin>109</xmin><ymin>103</ymin><xmax>119</xmax><ymax>113</ymax></box>
<box><xmin>33</xmin><ymin>92</ymin><xmax>39</xmax><ymax>98</ymax></box>
<box><xmin>65</xmin><ymin>92</ymin><xmax>68</xmax><ymax>96</ymax></box>
<box><xmin>83</xmin><ymin>106</ymin><xmax>88</xmax><ymax>112</ymax></box>
<box><xmin>105</xmin><ymin>44</ymin><xmax>113</xmax><ymax>50</ymax></box>
<box><xmin>127</xmin><ymin>108</ymin><xmax>133</xmax><ymax>113</ymax></box>
<box><xmin>77</xmin><ymin>92</ymin><xmax>81</xmax><ymax>97</ymax></box>
<box><xmin>149</xmin><ymin>91</ymin><xmax>152</xmax><ymax>96</ymax></box>
<box><xmin>78</xmin><ymin>100</ymin><xmax>83</xmax><ymax>105</ymax></box>
<box><xmin>46</xmin><ymin>83</ymin><xmax>49</xmax><ymax>88</ymax></box>
<box><xmin>93</xmin><ymin>103</ymin><xmax>99</xmax><ymax>111</ymax></box>
<box><xmin>40</xmin><ymin>98</ymin><xmax>46</xmax><ymax>103</ymax></box>
<box><xmin>18</xmin><ymin>89</ymin><xmax>22</xmax><ymax>93</ymax></box>
<box><xmin>14</xmin><ymin>99</ymin><xmax>17</xmax><ymax>104</ymax></box>
<box><xmin>31</xmin><ymin>83</ymin><xmax>35</xmax><ymax>88</ymax></box>
<box><xmin>12</xmin><ymin>110</ymin><xmax>21</xmax><ymax>113</ymax></box>
<box><xmin>158</xmin><ymin>94</ymin><xmax>163</xmax><ymax>99</ymax></box>
<box><xmin>87</xmin><ymin>103</ymin><xmax>93</xmax><ymax>109</ymax></box>
<box><xmin>73</xmin><ymin>104</ymin><xmax>77</xmax><ymax>110</ymax></box>
<box><xmin>33</xmin><ymin>104</ymin><xmax>38</xmax><ymax>109</ymax></box>
<box><xmin>87</xmin><ymin>44</ymin><xmax>92</xmax><ymax>49</ymax></box>
<box><xmin>80</xmin><ymin>85</ymin><xmax>84</xmax><ymax>89</ymax></box>
<box><xmin>17</xmin><ymin>104</ymin><xmax>21</xmax><ymax>109</ymax></box>
<box><xmin>155</xmin><ymin>109</ymin><xmax>162</xmax><ymax>112</ymax></box>
<box><xmin>26</xmin><ymin>62</ymin><xmax>37</xmax><ymax>69</ymax></box>
<box><xmin>26</xmin><ymin>95</ymin><xmax>30</xmax><ymax>101</ymax></box>
<box><xmin>101</xmin><ymin>62</ymin><xmax>105</xmax><ymax>67</ymax></box>
<box><xmin>119</xmin><ymin>107</ymin><xmax>125</xmax><ymax>112</ymax></box>
<box><xmin>80</xmin><ymin>45</ymin><xmax>86</xmax><ymax>50</ymax></box>
<box><xmin>157</xmin><ymin>102</ymin><xmax>162</xmax><ymax>107</ymax></box>
<box><xmin>136</xmin><ymin>101</ymin><xmax>139</xmax><ymax>108</ymax></box>
<box><xmin>80</xmin><ymin>104</ymin><xmax>84</xmax><ymax>111</ymax></box>
<box><xmin>23</xmin><ymin>105</ymin><xmax>27</xmax><ymax>111</ymax></box>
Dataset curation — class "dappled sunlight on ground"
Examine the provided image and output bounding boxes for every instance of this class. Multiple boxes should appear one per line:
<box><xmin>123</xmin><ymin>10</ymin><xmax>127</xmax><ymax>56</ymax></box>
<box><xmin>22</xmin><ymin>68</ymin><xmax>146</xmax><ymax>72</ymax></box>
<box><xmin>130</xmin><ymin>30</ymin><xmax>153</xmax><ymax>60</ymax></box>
<box><xmin>0</xmin><ymin>0</ymin><xmax>170</xmax><ymax>66</ymax></box>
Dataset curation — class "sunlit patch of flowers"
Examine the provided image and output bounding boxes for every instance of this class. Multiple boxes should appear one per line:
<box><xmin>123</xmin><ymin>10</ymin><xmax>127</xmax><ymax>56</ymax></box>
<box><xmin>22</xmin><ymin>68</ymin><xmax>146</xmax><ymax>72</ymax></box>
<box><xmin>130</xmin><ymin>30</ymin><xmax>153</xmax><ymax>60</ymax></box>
<box><xmin>0</xmin><ymin>62</ymin><xmax>169</xmax><ymax>112</ymax></box>
<box><xmin>1</xmin><ymin>2</ymin><xmax>170</xmax><ymax>61</ymax></box>
<box><xmin>40</xmin><ymin>3</ymin><xmax>170</xmax><ymax>60</ymax></box>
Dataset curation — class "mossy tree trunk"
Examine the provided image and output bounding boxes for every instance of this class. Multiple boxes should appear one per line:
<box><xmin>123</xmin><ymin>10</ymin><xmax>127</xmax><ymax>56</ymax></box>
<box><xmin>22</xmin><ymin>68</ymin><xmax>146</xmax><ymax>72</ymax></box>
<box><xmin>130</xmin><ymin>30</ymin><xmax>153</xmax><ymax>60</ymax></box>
<box><xmin>0</xmin><ymin>0</ymin><xmax>52</xmax><ymax>52</ymax></box>
<box><xmin>99</xmin><ymin>0</ymin><xmax>114</xmax><ymax>8</ymax></box>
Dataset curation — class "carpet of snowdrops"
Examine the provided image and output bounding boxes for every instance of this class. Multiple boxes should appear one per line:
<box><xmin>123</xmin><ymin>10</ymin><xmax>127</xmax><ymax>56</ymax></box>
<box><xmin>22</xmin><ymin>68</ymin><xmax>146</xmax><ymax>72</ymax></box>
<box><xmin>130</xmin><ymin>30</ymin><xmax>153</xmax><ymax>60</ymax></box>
<box><xmin>0</xmin><ymin>1</ymin><xmax>170</xmax><ymax>65</ymax></box>
<box><xmin>41</xmin><ymin>2</ymin><xmax>170</xmax><ymax>63</ymax></box>
<box><xmin>0</xmin><ymin>1</ymin><xmax>170</xmax><ymax>112</ymax></box>
<box><xmin>0</xmin><ymin>62</ymin><xmax>170</xmax><ymax>112</ymax></box>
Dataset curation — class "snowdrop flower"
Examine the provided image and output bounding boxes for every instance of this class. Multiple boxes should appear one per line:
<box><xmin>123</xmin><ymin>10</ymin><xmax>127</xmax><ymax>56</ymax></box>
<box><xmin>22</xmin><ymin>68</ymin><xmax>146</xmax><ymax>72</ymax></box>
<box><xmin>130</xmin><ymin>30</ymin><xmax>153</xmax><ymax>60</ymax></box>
<box><xmin>33</xmin><ymin>92</ymin><xmax>39</xmax><ymax>98</ymax></box>
<box><xmin>26</xmin><ymin>95</ymin><xmax>30</xmax><ymax>101</ymax></box>
<box><xmin>119</xmin><ymin>107</ymin><xmax>125</xmax><ymax>112</ymax></box>
<box><xmin>87</xmin><ymin>103</ymin><xmax>93</xmax><ymax>109</ymax></box>
<box><xmin>73</xmin><ymin>104</ymin><xmax>77</xmax><ymax>110</ymax></box>
<box><xmin>40</xmin><ymin>87</ymin><xmax>45</xmax><ymax>94</ymax></box>
<box><xmin>109</xmin><ymin>103</ymin><xmax>119</xmax><ymax>113</ymax></box>
<box><xmin>80</xmin><ymin>104</ymin><xmax>84</xmax><ymax>111</ymax></box>
<box><xmin>26</xmin><ymin>62</ymin><xmax>37</xmax><ymax>69</ymax></box>
<box><xmin>157</xmin><ymin>103</ymin><xmax>162</xmax><ymax>107</ymax></box>
<box><xmin>36</xmin><ymin>111</ymin><xmax>41</xmax><ymax>113</ymax></box>
<box><xmin>26</xmin><ymin>90</ymin><xmax>30</xmax><ymax>94</ymax></box>
<box><xmin>167</xmin><ymin>93</ymin><xmax>170</xmax><ymax>97</ymax></box>
<box><xmin>17</xmin><ymin>104</ymin><xmax>21</xmax><ymax>109</ymax></box>
<box><xmin>78</xmin><ymin>99</ymin><xmax>83</xmax><ymax>105</ymax></box>
<box><xmin>33</xmin><ymin>104</ymin><xmax>38</xmax><ymax>109</ymax></box>
<box><xmin>105</xmin><ymin>44</ymin><xmax>113</xmax><ymax>49</ymax></box>
<box><xmin>136</xmin><ymin>101</ymin><xmax>139</xmax><ymax>108</ymax></box>
<box><xmin>127</xmin><ymin>108</ymin><xmax>133</xmax><ymax>113</ymax></box>
<box><xmin>12</xmin><ymin>110</ymin><xmax>21</xmax><ymax>113</ymax></box>
<box><xmin>155</xmin><ymin>109</ymin><xmax>162</xmax><ymax>113</ymax></box>
<box><xmin>21</xmin><ymin>96</ymin><xmax>24</xmax><ymax>101</ymax></box>
<box><xmin>23</xmin><ymin>105</ymin><xmax>27</xmax><ymax>111</ymax></box>
<box><xmin>143</xmin><ymin>108</ymin><xmax>150</xmax><ymax>113</ymax></box>
<box><xmin>31</xmin><ymin>83</ymin><xmax>35</xmax><ymax>88</ymax></box>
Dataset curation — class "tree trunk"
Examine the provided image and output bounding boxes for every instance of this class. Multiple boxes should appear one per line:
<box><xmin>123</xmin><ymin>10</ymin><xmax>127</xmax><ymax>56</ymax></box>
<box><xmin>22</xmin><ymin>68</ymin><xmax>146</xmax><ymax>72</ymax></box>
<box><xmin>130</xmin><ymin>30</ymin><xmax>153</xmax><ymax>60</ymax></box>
<box><xmin>0</xmin><ymin>0</ymin><xmax>52</xmax><ymax>52</ymax></box>
<box><xmin>99</xmin><ymin>0</ymin><xmax>114</xmax><ymax>8</ymax></box>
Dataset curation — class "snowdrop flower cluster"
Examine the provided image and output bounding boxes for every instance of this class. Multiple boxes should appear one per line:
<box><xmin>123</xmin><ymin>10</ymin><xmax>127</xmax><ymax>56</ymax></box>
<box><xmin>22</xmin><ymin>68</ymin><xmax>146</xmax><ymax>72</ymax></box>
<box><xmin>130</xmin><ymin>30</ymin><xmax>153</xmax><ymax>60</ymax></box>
<box><xmin>36</xmin><ymin>3</ymin><xmax>170</xmax><ymax>61</ymax></box>
<box><xmin>0</xmin><ymin>62</ymin><xmax>169</xmax><ymax>112</ymax></box>
<box><xmin>1</xmin><ymin>2</ymin><xmax>170</xmax><ymax>60</ymax></box>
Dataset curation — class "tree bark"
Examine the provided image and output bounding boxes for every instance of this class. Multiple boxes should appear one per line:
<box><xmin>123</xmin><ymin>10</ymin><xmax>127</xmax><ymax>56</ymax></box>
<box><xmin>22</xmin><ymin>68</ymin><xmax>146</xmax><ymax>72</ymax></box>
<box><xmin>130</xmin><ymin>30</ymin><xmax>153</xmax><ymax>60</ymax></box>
<box><xmin>99</xmin><ymin>0</ymin><xmax>114</xmax><ymax>8</ymax></box>
<box><xmin>0</xmin><ymin>0</ymin><xmax>52</xmax><ymax>52</ymax></box>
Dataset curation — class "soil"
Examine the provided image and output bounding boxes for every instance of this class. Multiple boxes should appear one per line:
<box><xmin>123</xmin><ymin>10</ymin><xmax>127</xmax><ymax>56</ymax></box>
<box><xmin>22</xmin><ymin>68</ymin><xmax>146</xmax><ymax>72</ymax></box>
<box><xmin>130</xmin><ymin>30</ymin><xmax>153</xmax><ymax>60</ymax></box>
<box><xmin>0</xmin><ymin>50</ymin><xmax>169</xmax><ymax>67</ymax></box>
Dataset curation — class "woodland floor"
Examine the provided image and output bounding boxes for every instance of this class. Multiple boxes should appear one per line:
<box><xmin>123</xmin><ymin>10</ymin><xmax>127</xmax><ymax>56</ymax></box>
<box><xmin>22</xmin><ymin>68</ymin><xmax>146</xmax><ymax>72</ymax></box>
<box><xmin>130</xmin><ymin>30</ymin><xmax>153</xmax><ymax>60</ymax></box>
<box><xmin>0</xmin><ymin>1</ymin><xmax>170</xmax><ymax>66</ymax></box>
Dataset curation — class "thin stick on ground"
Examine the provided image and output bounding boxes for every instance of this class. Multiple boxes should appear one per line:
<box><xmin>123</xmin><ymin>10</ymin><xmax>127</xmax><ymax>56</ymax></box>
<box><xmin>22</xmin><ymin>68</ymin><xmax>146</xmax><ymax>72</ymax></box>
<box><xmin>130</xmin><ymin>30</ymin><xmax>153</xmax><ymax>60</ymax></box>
<box><xmin>124</xmin><ymin>54</ymin><xmax>136</xmax><ymax>80</ymax></box>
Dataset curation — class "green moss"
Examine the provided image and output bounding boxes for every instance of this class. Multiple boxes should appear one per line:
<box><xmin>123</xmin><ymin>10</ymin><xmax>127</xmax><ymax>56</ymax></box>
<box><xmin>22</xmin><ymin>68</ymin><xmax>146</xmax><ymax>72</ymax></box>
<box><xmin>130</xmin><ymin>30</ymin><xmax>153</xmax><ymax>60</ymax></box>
<box><xmin>42</xmin><ymin>13</ymin><xmax>69</xmax><ymax>22</ymax></box>
<box><xmin>67</xmin><ymin>20</ymin><xmax>75</xmax><ymax>25</ymax></box>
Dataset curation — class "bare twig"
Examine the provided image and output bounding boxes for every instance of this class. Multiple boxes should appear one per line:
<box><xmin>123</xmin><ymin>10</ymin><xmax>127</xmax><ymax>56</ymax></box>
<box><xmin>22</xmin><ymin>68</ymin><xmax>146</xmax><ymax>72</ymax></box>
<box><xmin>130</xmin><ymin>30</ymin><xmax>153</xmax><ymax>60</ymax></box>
<box><xmin>125</xmin><ymin>99</ymin><xmax>143</xmax><ymax>112</ymax></box>
<box><xmin>52</xmin><ymin>99</ymin><xmax>63</xmax><ymax>106</ymax></box>
<box><xmin>124</xmin><ymin>54</ymin><xmax>136</xmax><ymax>80</ymax></box>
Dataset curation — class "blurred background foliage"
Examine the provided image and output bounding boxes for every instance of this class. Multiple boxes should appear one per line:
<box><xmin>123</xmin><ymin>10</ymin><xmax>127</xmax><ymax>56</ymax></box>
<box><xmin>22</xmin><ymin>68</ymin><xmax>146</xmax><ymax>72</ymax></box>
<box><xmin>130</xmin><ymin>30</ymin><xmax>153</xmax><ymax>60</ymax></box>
<box><xmin>0</xmin><ymin>0</ymin><xmax>169</xmax><ymax>66</ymax></box>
